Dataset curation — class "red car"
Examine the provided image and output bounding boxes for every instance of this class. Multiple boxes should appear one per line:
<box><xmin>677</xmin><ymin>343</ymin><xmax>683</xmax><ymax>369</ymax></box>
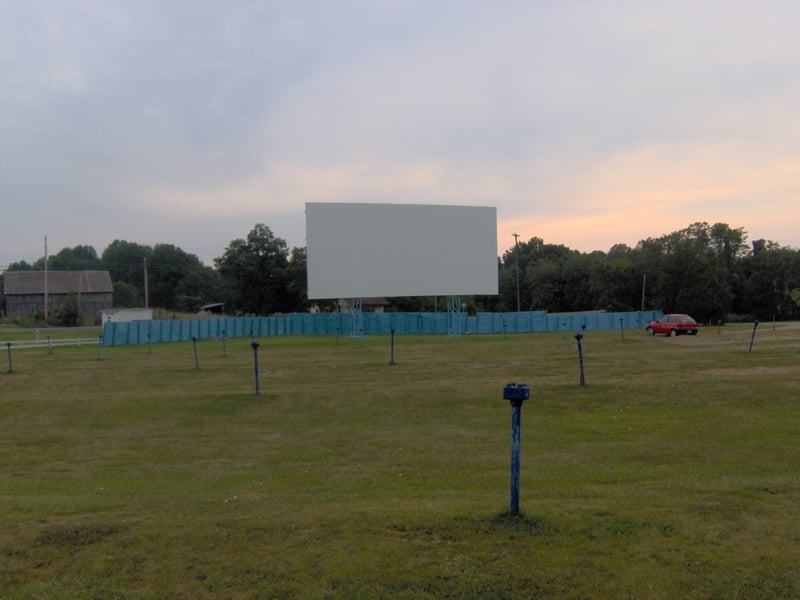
<box><xmin>645</xmin><ymin>314</ymin><xmax>698</xmax><ymax>336</ymax></box>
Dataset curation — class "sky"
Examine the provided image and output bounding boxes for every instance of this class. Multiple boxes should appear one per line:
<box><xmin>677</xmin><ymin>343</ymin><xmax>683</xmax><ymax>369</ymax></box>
<box><xmin>2</xmin><ymin>1</ymin><xmax>799</xmax><ymax>268</ymax></box>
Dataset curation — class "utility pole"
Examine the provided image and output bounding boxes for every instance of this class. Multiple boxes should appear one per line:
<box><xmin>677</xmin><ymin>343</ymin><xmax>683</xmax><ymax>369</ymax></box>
<box><xmin>512</xmin><ymin>233</ymin><xmax>520</xmax><ymax>312</ymax></box>
<box><xmin>641</xmin><ymin>273</ymin><xmax>646</xmax><ymax>312</ymax></box>
<box><xmin>144</xmin><ymin>257</ymin><xmax>149</xmax><ymax>308</ymax></box>
<box><xmin>44</xmin><ymin>236</ymin><xmax>49</xmax><ymax>324</ymax></box>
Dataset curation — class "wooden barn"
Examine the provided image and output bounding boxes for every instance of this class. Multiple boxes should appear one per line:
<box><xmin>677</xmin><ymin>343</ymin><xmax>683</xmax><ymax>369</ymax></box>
<box><xmin>3</xmin><ymin>270</ymin><xmax>113</xmax><ymax>323</ymax></box>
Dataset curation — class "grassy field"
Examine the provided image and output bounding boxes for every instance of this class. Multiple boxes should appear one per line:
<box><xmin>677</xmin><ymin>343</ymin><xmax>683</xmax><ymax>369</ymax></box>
<box><xmin>1</xmin><ymin>322</ymin><xmax>799</xmax><ymax>599</ymax></box>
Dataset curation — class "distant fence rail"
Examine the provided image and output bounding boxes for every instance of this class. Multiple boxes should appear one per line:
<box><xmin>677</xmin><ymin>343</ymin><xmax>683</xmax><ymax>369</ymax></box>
<box><xmin>101</xmin><ymin>310</ymin><xmax>662</xmax><ymax>347</ymax></box>
<box><xmin>4</xmin><ymin>337</ymin><xmax>101</xmax><ymax>350</ymax></box>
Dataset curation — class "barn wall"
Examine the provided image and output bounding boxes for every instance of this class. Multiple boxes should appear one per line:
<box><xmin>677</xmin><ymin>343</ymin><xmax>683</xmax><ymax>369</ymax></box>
<box><xmin>5</xmin><ymin>292</ymin><xmax>112</xmax><ymax>323</ymax></box>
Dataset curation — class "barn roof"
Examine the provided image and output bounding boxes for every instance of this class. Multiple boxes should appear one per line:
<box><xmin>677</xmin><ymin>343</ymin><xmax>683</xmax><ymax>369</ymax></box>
<box><xmin>3</xmin><ymin>271</ymin><xmax>113</xmax><ymax>295</ymax></box>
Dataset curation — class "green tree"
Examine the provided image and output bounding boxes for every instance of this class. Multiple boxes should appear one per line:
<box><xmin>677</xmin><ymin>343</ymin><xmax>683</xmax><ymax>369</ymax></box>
<box><xmin>6</xmin><ymin>260</ymin><xmax>34</xmax><ymax>271</ymax></box>
<box><xmin>740</xmin><ymin>240</ymin><xmax>800</xmax><ymax>320</ymax></box>
<box><xmin>503</xmin><ymin>238</ymin><xmax>596</xmax><ymax>312</ymax></box>
<box><xmin>174</xmin><ymin>267</ymin><xmax>224</xmax><ymax>313</ymax></box>
<box><xmin>634</xmin><ymin>222</ymin><xmax>734</xmax><ymax>322</ymax></box>
<box><xmin>593</xmin><ymin>245</ymin><xmax>642</xmax><ymax>311</ymax></box>
<box><xmin>791</xmin><ymin>289</ymin><xmax>800</xmax><ymax>310</ymax></box>
<box><xmin>709</xmin><ymin>223</ymin><xmax>748</xmax><ymax>316</ymax></box>
<box><xmin>147</xmin><ymin>244</ymin><xmax>208</xmax><ymax>310</ymax></box>
<box><xmin>112</xmin><ymin>281</ymin><xmax>143</xmax><ymax>308</ymax></box>
<box><xmin>102</xmin><ymin>240</ymin><xmax>220</xmax><ymax>312</ymax></box>
<box><xmin>55</xmin><ymin>292</ymin><xmax>80</xmax><ymax>326</ymax></box>
<box><xmin>42</xmin><ymin>245</ymin><xmax>101</xmax><ymax>271</ymax></box>
<box><xmin>215</xmin><ymin>224</ymin><xmax>291</xmax><ymax>315</ymax></box>
<box><xmin>284</xmin><ymin>246</ymin><xmax>309</xmax><ymax>312</ymax></box>
<box><xmin>497</xmin><ymin>251</ymin><xmax>518</xmax><ymax>312</ymax></box>
<box><xmin>101</xmin><ymin>240</ymin><xmax>151</xmax><ymax>298</ymax></box>
<box><xmin>526</xmin><ymin>258</ymin><xmax>561</xmax><ymax>310</ymax></box>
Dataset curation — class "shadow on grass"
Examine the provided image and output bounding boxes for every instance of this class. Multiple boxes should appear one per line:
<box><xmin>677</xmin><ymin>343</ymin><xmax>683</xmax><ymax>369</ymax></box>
<box><xmin>388</xmin><ymin>511</ymin><xmax>559</xmax><ymax>541</ymax></box>
<box><xmin>472</xmin><ymin>511</ymin><xmax>559</xmax><ymax>536</ymax></box>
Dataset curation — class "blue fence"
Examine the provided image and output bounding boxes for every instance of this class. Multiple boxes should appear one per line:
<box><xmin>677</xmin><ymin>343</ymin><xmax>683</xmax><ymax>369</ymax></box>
<box><xmin>101</xmin><ymin>310</ymin><xmax>662</xmax><ymax>347</ymax></box>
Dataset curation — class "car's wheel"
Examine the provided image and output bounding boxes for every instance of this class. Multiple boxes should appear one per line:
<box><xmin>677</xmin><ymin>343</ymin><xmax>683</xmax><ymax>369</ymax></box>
<box><xmin>689</xmin><ymin>330</ymin><xmax>697</xmax><ymax>335</ymax></box>
<box><xmin>670</xmin><ymin>329</ymin><xmax>678</xmax><ymax>337</ymax></box>
<box><xmin>646</xmin><ymin>327</ymin><xmax>654</xmax><ymax>336</ymax></box>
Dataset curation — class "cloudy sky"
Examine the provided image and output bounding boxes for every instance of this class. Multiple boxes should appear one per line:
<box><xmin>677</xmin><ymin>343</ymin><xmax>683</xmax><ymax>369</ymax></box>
<box><xmin>2</xmin><ymin>1</ymin><xmax>798</xmax><ymax>267</ymax></box>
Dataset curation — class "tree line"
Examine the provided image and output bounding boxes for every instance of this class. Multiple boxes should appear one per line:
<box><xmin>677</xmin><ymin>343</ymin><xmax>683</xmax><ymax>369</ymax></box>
<box><xmin>492</xmin><ymin>222</ymin><xmax>800</xmax><ymax>323</ymax></box>
<box><xmin>3</xmin><ymin>221</ymin><xmax>799</xmax><ymax>323</ymax></box>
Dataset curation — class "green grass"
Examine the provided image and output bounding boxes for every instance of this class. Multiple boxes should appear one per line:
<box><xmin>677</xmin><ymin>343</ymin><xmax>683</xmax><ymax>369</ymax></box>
<box><xmin>1</xmin><ymin>323</ymin><xmax>799</xmax><ymax>598</ymax></box>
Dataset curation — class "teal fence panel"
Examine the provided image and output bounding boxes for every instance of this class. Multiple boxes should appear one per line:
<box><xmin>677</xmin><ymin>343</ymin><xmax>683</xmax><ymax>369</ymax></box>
<box><xmin>221</xmin><ymin>318</ymin><xmax>234</xmax><ymax>338</ymax></box>
<box><xmin>252</xmin><ymin>317</ymin><xmax>266</xmax><ymax>337</ymax></box>
<box><xmin>101</xmin><ymin>310</ymin><xmax>664</xmax><ymax>346</ymax></box>
<box><xmin>136</xmin><ymin>321</ymin><xmax>150</xmax><ymax>343</ymax></box>
<box><xmin>195</xmin><ymin>320</ymin><xmax>207</xmax><ymax>339</ymax></box>
<box><xmin>436</xmin><ymin>313</ymin><xmax>449</xmax><ymax>335</ymax></box>
<box><xmin>593</xmin><ymin>313</ymin><xmax>610</xmax><ymax>330</ymax></box>
<box><xmin>300</xmin><ymin>313</ymin><xmax>319</xmax><ymax>335</ymax></box>
<box><xmin>531</xmin><ymin>311</ymin><xmax>547</xmax><ymax>332</ymax></box>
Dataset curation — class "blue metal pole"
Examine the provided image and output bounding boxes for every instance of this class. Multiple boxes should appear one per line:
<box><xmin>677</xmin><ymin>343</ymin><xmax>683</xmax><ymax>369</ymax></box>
<box><xmin>575</xmin><ymin>333</ymin><xmax>585</xmax><ymax>385</ymax></box>
<box><xmin>749</xmin><ymin>320</ymin><xmax>759</xmax><ymax>353</ymax></box>
<box><xmin>6</xmin><ymin>342</ymin><xmax>12</xmax><ymax>373</ymax></box>
<box><xmin>192</xmin><ymin>336</ymin><xmax>199</xmax><ymax>369</ymax></box>
<box><xmin>251</xmin><ymin>341</ymin><xmax>260</xmax><ymax>395</ymax></box>
<box><xmin>389</xmin><ymin>329</ymin><xmax>395</xmax><ymax>365</ymax></box>
<box><xmin>619</xmin><ymin>318</ymin><xmax>625</xmax><ymax>340</ymax></box>
<box><xmin>503</xmin><ymin>383</ymin><xmax>530</xmax><ymax>515</ymax></box>
<box><xmin>510</xmin><ymin>402</ymin><xmax>522</xmax><ymax>514</ymax></box>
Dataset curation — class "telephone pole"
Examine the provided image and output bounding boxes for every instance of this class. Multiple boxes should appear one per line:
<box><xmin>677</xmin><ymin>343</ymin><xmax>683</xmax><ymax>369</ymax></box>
<box><xmin>144</xmin><ymin>258</ymin><xmax>150</xmax><ymax>308</ymax></box>
<box><xmin>641</xmin><ymin>273</ymin><xmax>646</xmax><ymax>312</ymax></box>
<box><xmin>44</xmin><ymin>236</ymin><xmax>49</xmax><ymax>324</ymax></box>
<box><xmin>512</xmin><ymin>233</ymin><xmax>520</xmax><ymax>312</ymax></box>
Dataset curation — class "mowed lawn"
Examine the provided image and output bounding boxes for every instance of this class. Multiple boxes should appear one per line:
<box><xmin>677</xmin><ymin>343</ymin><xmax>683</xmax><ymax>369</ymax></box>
<box><xmin>1</xmin><ymin>323</ymin><xmax>799</xmax><ymax>599</ymax></box>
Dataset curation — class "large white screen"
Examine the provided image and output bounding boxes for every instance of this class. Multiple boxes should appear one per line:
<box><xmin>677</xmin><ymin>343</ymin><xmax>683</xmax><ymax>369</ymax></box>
<box><xmin>306</xmin><ymin>203</ymin><xmax>498</xmax><ymax>299</ymax></box>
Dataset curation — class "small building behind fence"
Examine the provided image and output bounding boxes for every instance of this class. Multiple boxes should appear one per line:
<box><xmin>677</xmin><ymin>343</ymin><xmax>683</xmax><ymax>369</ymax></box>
<box><xmin>101</xmin><ymin>307</ymin><xmax>153</xmax><ymax>324</ymax></box>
